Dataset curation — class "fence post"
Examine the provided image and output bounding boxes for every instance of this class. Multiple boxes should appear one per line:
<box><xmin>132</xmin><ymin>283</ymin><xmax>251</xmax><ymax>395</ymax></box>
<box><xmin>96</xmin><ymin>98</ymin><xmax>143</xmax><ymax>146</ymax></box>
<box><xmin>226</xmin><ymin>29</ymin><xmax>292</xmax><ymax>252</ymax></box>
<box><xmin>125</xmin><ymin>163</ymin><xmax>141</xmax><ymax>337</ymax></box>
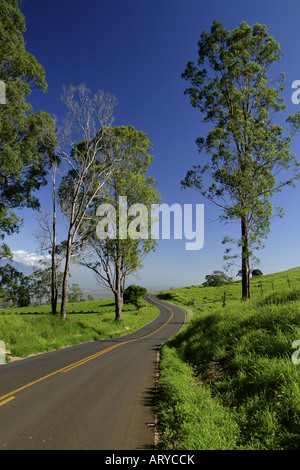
<box><xmin>260</xmin><ymin>282</ymin><xmax>264</xmax><ymax>294</ymax></box>
<box><xmin>222</xmin><ymin>290</ymin><xmax>226</xmax><ymax>308</ymax></box>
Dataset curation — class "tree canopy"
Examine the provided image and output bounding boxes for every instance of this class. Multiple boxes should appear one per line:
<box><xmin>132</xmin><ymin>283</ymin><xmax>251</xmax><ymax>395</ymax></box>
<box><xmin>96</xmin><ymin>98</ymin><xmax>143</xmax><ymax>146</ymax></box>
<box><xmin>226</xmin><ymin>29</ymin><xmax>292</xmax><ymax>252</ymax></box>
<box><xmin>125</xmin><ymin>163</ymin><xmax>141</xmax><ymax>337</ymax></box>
<box><xmin>203</xmin><ymin>270</ymin><xmax>232</xmax><ymax>287</ymax></box>
<box><xmin>123</xmin><ymin>284</ymin><xmax>147</xmax><ymax>306</ymax></box>
<box><xmin>77</xmin><ymin>125</ymin><xmax>161</xmax><ymax>321</ymax></box>
<box><xmin>0</xmin><ymin>0</ymin><xmax>57</xmax><ymax>257</ymax></box>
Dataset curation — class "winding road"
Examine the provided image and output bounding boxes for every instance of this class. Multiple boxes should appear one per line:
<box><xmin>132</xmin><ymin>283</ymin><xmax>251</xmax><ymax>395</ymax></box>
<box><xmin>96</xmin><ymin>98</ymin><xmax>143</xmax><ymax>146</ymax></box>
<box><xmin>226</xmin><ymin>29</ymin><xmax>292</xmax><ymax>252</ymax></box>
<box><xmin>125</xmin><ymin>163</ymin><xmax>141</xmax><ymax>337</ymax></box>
<box><xmin>0</xmin><ymin>295</ymin><xmax>185</xmax><ymax>450</ymax></box>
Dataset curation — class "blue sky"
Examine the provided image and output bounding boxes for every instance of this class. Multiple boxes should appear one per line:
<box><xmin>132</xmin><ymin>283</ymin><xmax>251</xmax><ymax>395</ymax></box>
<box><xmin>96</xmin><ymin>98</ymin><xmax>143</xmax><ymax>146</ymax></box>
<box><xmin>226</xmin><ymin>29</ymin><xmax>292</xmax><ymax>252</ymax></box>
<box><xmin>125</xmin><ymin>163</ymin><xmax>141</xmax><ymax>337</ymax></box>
<box><xmin>7</xmin><ymin>0</ymin><xmax>300</xmax><ymax>296</ymax></box>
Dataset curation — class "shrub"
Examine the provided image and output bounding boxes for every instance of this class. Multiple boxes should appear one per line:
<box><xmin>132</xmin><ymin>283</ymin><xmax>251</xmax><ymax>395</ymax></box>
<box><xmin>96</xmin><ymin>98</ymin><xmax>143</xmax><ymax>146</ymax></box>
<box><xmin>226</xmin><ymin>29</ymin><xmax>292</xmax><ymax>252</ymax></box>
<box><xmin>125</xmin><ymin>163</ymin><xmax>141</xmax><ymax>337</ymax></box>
<box><xmin>123</xmin><ymin>285</ymin><xmax>147</xmax><ymax>305</ymax></box>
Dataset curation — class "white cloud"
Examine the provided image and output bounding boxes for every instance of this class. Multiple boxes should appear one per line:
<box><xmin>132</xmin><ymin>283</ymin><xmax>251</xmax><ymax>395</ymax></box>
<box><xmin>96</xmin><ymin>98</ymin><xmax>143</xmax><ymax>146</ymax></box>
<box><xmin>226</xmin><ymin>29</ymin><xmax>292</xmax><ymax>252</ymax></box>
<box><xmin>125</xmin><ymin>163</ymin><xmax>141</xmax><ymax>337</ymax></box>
<box><xmin>12</xmin><ymin>250</ymin><xmax>51</xmax><ymax>267</ymax></box>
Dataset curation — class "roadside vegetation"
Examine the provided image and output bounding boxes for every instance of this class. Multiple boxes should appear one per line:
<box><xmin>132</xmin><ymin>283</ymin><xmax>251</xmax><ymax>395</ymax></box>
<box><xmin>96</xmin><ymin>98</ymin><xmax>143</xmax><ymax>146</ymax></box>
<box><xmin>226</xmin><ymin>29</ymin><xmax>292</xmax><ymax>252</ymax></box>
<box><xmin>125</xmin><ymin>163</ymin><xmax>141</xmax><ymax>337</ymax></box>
<box><xmin>0</xmin><ymin>298</ymin><xmax>158</xmax><ymax>361</ymax></box>
<box><xmin>157</xmin><ymin>267</ymin><xmax>300</xmax><ymax>450</ymax></box>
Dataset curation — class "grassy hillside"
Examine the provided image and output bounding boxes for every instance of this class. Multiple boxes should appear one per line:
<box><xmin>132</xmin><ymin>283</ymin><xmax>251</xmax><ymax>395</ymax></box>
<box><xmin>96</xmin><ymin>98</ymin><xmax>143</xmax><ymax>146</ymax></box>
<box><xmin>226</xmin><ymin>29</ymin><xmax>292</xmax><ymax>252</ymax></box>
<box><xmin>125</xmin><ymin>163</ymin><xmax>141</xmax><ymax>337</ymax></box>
<box><xmin>159</xmin><ymin>267</ymin><xmax>300</xmax><ymax>313</ymax></box>
<box><xmin>157</xmin><ymin>267</ymin><xmax>300</xmax><ymax>450</ymax></box>
<box><xmin>0</xmin><ymin>299</ymin><xmax>158</xmax><ymax>361</ymax></box>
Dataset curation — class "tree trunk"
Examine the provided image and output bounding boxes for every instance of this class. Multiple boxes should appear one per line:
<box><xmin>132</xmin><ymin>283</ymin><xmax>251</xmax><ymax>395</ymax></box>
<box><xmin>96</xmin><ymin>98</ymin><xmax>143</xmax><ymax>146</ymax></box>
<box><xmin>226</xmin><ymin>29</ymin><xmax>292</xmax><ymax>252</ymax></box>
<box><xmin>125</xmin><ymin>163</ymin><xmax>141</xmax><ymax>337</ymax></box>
<box><xmin>241</xmin><ymin>216</ymin><xmax>250</xmax><ymax>300</ymax></box>
<box><xmin>51</xmin><ymin>251</ymin><xmax>57</xmax><ymax>315</ymax></box>
<box><xmin>51</xmin><ymin>167</ymin><xmax>57</xmax><ymax>315</ymax></box>
<box><xmin>52</xmin><ymin>260</ymin><xmax>58</xmax><ymax>315</ymax></box>
<box><xmin>60</xmin><ymin>234</ymin><xmax>72</xmax><ymax>320</ymax></box>
<box><xmin>114</xmin><ymin>258</ymin><xmax>123</xmax><ymax>321</ymax></box>
<box><xmin>114</xmin><ymin>292</ymin><xmax>123</xmax><ymax>322</ymax></box>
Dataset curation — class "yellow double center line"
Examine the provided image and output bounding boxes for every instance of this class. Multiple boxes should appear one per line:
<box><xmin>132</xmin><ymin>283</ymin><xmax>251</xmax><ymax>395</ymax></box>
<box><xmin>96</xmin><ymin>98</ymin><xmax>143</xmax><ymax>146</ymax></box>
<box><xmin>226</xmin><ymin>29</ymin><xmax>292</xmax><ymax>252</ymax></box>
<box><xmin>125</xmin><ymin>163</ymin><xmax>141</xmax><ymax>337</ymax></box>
<box><xmin>0</xmin><ymin>295</ymin><xmax>173</xmax><ymax>407</ymax></box>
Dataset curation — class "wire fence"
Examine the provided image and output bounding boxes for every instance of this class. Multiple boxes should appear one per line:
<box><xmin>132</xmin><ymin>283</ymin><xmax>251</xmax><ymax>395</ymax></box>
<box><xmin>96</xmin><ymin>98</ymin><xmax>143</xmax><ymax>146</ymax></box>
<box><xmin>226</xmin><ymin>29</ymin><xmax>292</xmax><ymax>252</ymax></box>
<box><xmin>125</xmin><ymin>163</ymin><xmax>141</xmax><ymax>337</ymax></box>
<box><xmin>249</xmin><ymin>275</ymin><xmax>300</xmax><ymax>297</ymax></box>
<box><xmin>172</xmin><ymin>273</ymin><xmax>300</xmax><ymax>310</ymax></box>
<box><xmin>221</xmin><ymin>274</ymin><xmax>300</xmax><ymax>307</ymax></box>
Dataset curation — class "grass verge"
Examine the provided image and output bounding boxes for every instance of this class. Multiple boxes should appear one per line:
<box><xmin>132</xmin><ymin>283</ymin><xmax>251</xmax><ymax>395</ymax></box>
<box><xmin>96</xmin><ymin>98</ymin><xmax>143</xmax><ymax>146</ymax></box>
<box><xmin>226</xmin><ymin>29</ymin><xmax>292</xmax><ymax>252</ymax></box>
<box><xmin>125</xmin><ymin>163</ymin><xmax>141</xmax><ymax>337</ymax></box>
<box><xmin>156</xmin><ymin>269</ymin><xmax>300</xmax><ymax>450</ymax></box>
<box><xmin>0</xmin><ymin>299</ymin><xmax>158</xmax><ymax>361</ymax></box>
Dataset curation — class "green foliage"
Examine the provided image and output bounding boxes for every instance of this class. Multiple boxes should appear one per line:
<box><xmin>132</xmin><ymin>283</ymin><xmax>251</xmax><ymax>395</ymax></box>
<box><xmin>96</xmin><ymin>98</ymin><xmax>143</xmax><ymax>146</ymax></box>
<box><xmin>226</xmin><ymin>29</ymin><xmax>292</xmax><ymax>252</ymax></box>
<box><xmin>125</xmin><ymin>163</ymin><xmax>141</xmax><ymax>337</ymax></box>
<box><xmin>30</xmin><ymin>264</ymin><xmax>64</xmax><ymax>306</ymax></box>
<box><xmin>0</xmin><ymin>263</ymin><xmax>31</xmax><ymax>307</ymax></box>
<box><xmin>203</xmin><ymin>270</ymin><xmax>232</xmax><ymax>287</ymax></box>
<box><xmin>0</xmin><ymin>0</ymin><xmax>57</xmax><ymax>246</ymax></box>
<box><xmin>252</xmin><ymin>269</ymin><xmax>263</xmax><ymax>277</ymax></box>
<box><xmin>68</xmin><ymin>283</ymin><xmax>84</xmax><ymax>303</ymax></box>
<box><xmin>0</xmin><ymin>243</ymin><xmax>12</xmax><ymax>261</ymax></box>
<box><xmin>89</xmin><ymin>125</ymin><xmax>161</xmax><ymax>267</ymax></box>
<box><xmin>123</xmin><ymin>284</ymin><xmax>147</xmax><ymax>305</ymax></box>
<box><xmin>0</xmin><ymin>262</ymin><xmax>65</xmax><ymax>308</ymax></box>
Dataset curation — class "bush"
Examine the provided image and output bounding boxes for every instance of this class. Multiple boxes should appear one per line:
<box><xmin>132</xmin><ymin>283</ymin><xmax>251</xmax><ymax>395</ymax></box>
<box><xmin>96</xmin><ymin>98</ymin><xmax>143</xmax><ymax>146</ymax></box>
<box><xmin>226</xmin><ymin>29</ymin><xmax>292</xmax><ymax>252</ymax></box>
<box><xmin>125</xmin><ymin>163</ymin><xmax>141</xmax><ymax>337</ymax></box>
<box><xmin>252</xmin><ymin>269</ymin><xmax>263</xmax><ymax>277</ymax></box>
<box><xmin>203</xmin><ymin>271</ymin><xmax>232</xmax><ymax>287</ymax></box>
<box><xmin>123</xmin><ymin>285</ymin><xmax>147</xmax><ymax>305</ymax></box>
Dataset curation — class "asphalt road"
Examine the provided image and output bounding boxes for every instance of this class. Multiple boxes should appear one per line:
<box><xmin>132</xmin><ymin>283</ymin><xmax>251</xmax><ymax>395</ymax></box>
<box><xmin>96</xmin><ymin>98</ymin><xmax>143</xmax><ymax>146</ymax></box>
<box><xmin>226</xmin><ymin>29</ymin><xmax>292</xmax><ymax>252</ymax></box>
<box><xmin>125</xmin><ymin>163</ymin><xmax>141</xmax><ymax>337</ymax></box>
<box><xmin>0</xmin><ymin>294</ymin><xmax>186</xmax><ymax>450</ymax></box>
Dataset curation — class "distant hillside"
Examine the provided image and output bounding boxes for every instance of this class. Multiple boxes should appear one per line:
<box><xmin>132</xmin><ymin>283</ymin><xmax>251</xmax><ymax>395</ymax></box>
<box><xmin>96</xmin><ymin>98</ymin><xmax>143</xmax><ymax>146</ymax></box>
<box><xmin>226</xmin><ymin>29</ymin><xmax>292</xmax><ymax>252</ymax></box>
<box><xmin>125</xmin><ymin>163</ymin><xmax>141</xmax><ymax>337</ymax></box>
<box><xmin>0</xmin><ymin>259</ymin><xmax>34</xmax><ymax>276</ymax></box>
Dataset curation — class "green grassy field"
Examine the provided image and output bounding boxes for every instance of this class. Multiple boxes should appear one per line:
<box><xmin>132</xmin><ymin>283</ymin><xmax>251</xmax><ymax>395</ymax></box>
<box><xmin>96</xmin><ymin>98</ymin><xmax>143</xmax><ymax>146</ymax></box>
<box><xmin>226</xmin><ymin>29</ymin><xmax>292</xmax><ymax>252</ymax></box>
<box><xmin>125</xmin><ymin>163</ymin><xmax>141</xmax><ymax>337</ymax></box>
<box><xmin>157</xmin><ymin>267</ymin><xmax>300</xmax><ymax>450</ymax></box>
<box><xmin>0</xmin><ymin>299</ymin><xmax>158</xmax><ymax>361</ymax></box>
